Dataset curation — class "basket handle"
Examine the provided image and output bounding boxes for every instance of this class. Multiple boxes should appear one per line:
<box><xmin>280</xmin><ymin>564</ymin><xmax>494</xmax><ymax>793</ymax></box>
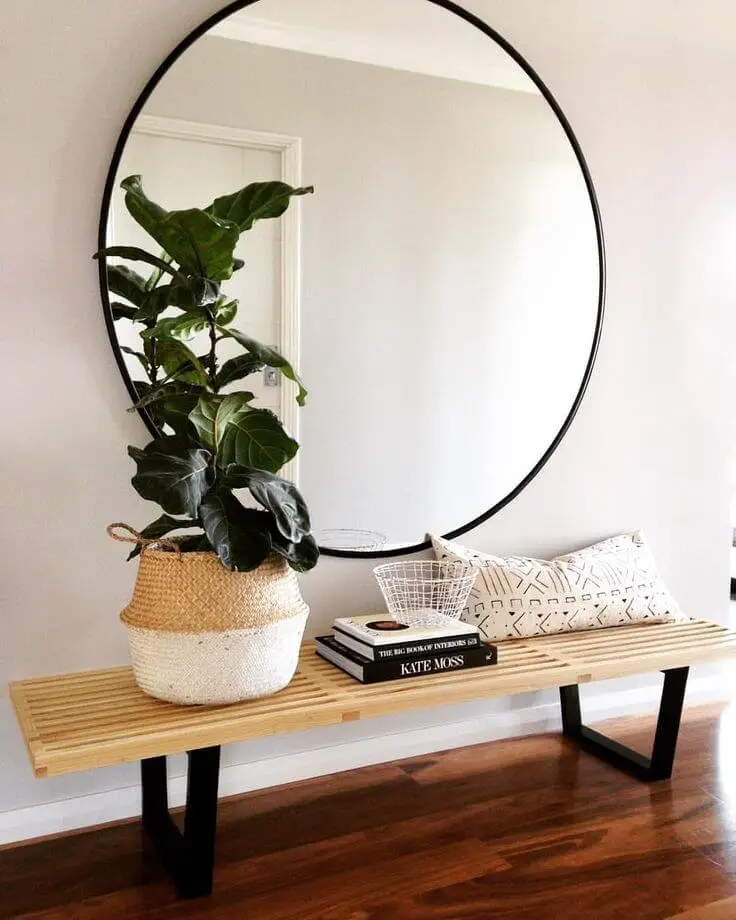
<box><xmin>106</xmin><ymin>523</ymin><xmax>182</xmax><ymax>558</ymax></box>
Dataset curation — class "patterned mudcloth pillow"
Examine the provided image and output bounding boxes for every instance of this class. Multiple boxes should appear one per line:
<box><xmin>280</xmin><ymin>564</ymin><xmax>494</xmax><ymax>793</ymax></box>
<box><xmin>430</xmin><ymin>531</ymin><xmax>684</xmax><ymax>641</ymax></box>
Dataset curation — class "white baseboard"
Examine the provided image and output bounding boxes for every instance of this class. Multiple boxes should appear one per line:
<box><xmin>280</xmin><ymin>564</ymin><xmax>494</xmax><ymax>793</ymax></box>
<box><xmin>0</xmin><ymin>673</ymin><xmax>728</xmax><ymax>846</ymax></box>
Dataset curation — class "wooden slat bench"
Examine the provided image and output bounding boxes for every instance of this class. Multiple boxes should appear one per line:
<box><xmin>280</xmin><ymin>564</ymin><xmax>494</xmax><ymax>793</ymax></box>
<box><xmin>10</xmin><ymin>618</ymin><xmax>736</xmax><ymax>898</ymax></box>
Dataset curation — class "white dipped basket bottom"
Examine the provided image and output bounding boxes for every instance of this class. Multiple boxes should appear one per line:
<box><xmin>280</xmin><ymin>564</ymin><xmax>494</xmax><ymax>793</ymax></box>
<box><xmin>120</xmin><ymin>547</ymin><xmax>309</xmax><ymax>705</ymax></box>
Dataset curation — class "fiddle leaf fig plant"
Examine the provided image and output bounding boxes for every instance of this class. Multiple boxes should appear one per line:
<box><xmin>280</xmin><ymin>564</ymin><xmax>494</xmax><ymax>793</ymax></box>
<box><xmin>96</xmin><ymin>175</ymin><xmax>318</xmax><ymax>573</ymax></box>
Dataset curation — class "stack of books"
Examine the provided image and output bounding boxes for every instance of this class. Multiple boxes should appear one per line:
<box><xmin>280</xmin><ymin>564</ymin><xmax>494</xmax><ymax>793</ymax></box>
<box><xmin>315</xmin><ymin>614</ymin><xmax>497</xmax><ymax>684</ymax></box>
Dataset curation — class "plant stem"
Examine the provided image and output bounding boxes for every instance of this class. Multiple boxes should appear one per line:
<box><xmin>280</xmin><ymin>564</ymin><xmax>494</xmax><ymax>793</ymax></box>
<box><xmin>208</xmin><ymin>319</ymin><xmax>218</xmax><ymax>388</ymax></box>
<box><xmin>149</xmin><ymin>338</ymin><xmax>159</xmax><ymax>385</ymax></box>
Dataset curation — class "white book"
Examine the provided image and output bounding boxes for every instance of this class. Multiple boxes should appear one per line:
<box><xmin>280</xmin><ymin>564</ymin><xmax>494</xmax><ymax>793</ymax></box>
<box><xmin>332</xmin><ymin>614</ymin><xmax>480</xmax><ymax>661</ymax></box>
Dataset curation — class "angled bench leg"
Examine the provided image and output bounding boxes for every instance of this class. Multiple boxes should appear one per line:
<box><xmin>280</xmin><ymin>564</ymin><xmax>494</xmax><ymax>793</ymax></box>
<box><xmin>559</xmin><ymin>667</ymin><xmax>689</xmax><ymax>782</ymax></box>
<box><xmin>141</xmin><ymin>745</ymin><xmax>221</xmax><ymax>898</ymax></box>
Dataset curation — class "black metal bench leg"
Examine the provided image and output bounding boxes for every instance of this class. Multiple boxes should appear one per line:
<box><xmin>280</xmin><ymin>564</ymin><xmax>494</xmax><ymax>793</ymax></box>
<box><xmin>559</xmin><ymin>667</ymin><xmax>689</xmax><ymax>782</ymax></box>
<box><xmin>141</xmin><ymin>745</ymin><xmax>221</xmax><ymax>898</ymax></box>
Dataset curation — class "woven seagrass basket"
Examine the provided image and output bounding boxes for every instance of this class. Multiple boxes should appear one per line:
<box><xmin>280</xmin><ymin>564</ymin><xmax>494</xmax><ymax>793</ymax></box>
<box><xmin>118</xmin><ymin>541</ymin><xmax>309</xmax><ymax>705</ymax></box>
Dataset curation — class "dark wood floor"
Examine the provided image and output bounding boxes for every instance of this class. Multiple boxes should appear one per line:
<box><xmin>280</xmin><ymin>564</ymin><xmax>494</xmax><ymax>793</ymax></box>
<box><xmin>3</xmin><ymin>702</ymin><xmax>736</xmax><ymax>919</ymax></box>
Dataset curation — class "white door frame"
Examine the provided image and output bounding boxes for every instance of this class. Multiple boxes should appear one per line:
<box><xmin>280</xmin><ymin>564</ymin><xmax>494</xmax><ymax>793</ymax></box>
<box><xmin>132</xmin><ymin>115</ymin><xmax>304</xmax><ymax>483</ymax></box>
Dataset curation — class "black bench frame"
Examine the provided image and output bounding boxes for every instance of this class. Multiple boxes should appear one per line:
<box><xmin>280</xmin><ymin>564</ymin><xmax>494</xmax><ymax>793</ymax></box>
<box><xmin>141</xmin><ymin>746</ymin><xmax>221</xmax><ymax>898</ymax></box>
<box><xmin>560</xmin><ymin>666</ymin><xmax>690</xmax><ymax>781</ymax></box>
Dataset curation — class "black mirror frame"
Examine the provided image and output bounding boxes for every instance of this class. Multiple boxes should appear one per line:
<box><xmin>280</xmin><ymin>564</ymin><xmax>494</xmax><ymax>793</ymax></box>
<box><xmin>98</xmin><ymin>0</ymin><xmax>606</xmax><ymax>560</ymax></box>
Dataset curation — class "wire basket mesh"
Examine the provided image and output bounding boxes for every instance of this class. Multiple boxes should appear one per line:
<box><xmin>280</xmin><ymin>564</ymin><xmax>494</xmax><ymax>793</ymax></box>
<box><xmin>373</xmin><ymin>560</ymin><xmax>478</xmax><ymax>627</ymax></box>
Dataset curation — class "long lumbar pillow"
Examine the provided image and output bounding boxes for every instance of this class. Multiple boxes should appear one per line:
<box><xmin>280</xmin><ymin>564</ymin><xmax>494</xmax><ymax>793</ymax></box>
<box><xmin>430</xmin><ymin>531</ymin><xmax>684</xmax><ymax>641</ymax></box>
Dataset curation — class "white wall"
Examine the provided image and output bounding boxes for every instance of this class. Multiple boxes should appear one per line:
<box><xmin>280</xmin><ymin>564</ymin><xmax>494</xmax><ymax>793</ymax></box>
<box><xmin>1</xmin><ymin>0</ymin><xmax>735</xmax><ymax>841</ymax></box>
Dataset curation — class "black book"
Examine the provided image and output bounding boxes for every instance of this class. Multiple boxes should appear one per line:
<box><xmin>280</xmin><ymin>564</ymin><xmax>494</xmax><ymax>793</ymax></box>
<box><xmin>332</xmin><ymin>624</ymin><xmax>481</xmax><ymax>662</ymax></box>
<box><xmin>315</xmin><ymin>634</ymin><xmax>497</xmax><ymax>684</ymax></box>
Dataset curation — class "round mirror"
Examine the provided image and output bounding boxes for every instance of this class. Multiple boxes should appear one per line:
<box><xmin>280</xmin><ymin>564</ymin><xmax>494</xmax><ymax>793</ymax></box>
<box><xmin>99</xmin><ymin>0</ymin><xmax>604</xmax><ymax>557</ymax></box>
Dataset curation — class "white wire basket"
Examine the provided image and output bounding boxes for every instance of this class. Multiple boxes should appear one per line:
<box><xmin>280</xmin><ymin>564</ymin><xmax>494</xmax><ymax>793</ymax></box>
<box><xmin>373</xmin><ymin>560</ymin><xmax>478</xmax><ymax>627</ymax></box>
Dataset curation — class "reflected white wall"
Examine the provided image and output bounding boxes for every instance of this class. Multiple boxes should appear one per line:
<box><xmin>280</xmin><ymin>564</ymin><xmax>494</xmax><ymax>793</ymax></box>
<box><xmin>141</xmin><ymin>37</ymin><xmax>599</xmax><ymax>545</ymax></box>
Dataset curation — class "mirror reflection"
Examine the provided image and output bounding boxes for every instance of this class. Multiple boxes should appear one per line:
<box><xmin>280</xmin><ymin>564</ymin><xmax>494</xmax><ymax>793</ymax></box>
<box><xmin>104</xmin><ymin>0</ymin><xmax>602</xmax><ymax>554</ymax></box>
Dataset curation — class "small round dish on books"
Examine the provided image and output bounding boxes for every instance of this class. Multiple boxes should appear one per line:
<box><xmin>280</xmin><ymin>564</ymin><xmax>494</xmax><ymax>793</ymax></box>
<box><xmin>364</xmin><ymin>620</ymin><xmax>410</xmax><ymax>632</ymax></box>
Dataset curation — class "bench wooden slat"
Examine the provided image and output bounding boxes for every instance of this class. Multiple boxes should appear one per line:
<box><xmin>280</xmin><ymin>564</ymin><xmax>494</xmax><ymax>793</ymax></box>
<box><xmin>529</xmin><ymin>620</ymin><xmax>725</xmax><ymax>651</ymax></box>
<box><xmin>10</xmin><ymin>619</ymin><xmax>736</xmax><ymax>778</ymax></box>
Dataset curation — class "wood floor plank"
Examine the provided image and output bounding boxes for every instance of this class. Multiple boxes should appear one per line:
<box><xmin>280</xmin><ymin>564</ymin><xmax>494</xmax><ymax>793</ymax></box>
<box><xmin>357</xmin><ymin>851</ymin><xmax>733</xmax><ymax>920</ymax></box>
<box><xmin>668</xmin><ymin>894</ymin><xmax>736</xmax><ymax>919</ymax></box>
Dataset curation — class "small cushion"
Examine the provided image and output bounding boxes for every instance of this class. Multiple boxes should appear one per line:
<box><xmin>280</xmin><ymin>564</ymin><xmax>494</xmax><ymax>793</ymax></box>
<box><xmin>430</xmin><ymin>531</ymin><xmax>684</xmax><ymax>641</ymax></box>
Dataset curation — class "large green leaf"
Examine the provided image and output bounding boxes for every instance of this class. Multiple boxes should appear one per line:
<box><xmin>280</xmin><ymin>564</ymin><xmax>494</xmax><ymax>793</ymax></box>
<box><xmin>159</xmin><ymin>210</ymin><xmax>240</xmax><ymax>282</ymax></box>
<box><xmin>216</xmin><ymin>300</ymin><xmax>238</xmax><ymax>326</ymax></box>
<box><xmin>199</xmin><ymin>490</ymin><xmax>271</xmax><ymax>572</ymax></box>
<box><xmin>95</xmin><ymin>246</ymin><xmax>185</xmax><ymax>282</ymax></box>
<box><xmin>178</xmin><ymin>534</ymin><xmax>211</xmax><ymax>552</ymax></box>
<box><xmin>135</xmin><ymin>282</ymin><xmax>199</xmax><ymax>323</ymax></box>
<box><xmin>157</xmin><ymin>391</ymin><xmax>201</xmax><ymax>438</ymax></box>
<box><xmin>120</xmin><ymin>175</ymin><xmax>168</xmax><ymax>240</ymax></box>
<box><xmin>141</xmin><ymin>311</ymin><xmax>210</xmax><ymax>342</ymax></box>
<box><xmin>213</xmin><ymin>354</ymin><xmax>264</xmax><ymax>392</ymax></box>
<box><xmin>134</xmin><ymin>285</ymin><xmax>172</xmax><ymax>324</ymax></box>
<box><xmin>222</xmin><ymin>465</ymin><xmax>310</xmax><ymax>541</ymax></box>
<box><xmin>134</xmin><ymin>276</ymin><xmax>218</xmax><ymax>325</ymax></box>
<box><xmin>156</xmin><ymin>339</ymin><xmax>208</xmax><ymax>385</ymax></box>
<box><xmin>188</xmin><ymin>392</ymin><xmax>258</xmax><ymax>452</ymax></box>
<box><xmin>121</xmin><ymin>176</ymin><xmax>241</xmax><ymax>283</ymax></box>
<box><xmin>120</xmin><ymin>346</ymin><xmax>150</xmax><ymax>374</ymax></box>
<box><xmin>107</xmin><ymin>265</ymin><xmax>147</xmax><ymax>306</ymax></box>
<box><xmin>213</xmin><ymin>393</ymin><xmax>255</xmax><ymax>443</ymax></box>
<box><xmin>144</xmin><ymin>252</ymin><xmax>173</xmax><ymax>291</ymax></box>
<box><xmin>190</xmin><ymin>278</ymin><xmax>221</xmax><ymax>308</ymax></box>
<box><xmin>188</xmin><ymin>393</ymin><xmax>223</xmax><ymax>451</ymax></box>
<box><xmin>129</xmin><ymin>436</ymin><xmax>213</xmax><ymax>517</ymax></box>
<box><xmin>218</xmin><ymin>327</ymin><xmax>307</xmax><ymax>406</ymax></box>
<box><xmin>126</xmin><ymin>513</ymin><xmax>200</xmax><ymax>561</ymax></box>
<box><xmin>130</xmin><ymin>380</ymin><xmax>203</xmax><ymax>412</ymax></box>
<box><xmin>112</xmin><ymin>302</ymin><xmax>139</xmax><ymax>321</ymax></box>
<box><xmin>218</xmin><ymin>407</ymin><xmax>298</xmax><ymax>473</ymax></box>
<box><xmin>129</xmin><ymin>380</ymin><xmax>158</xmax><ymax>412</ymax></box>
<box><xmin>269</xmin><ymin>529</ymin><xmax>320</xmax><ymax>572</ymax></box>
<box><xmin>207</xmin><ymin>181</ymin><xmax>314</xmax><ymax>233</ymax></box>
